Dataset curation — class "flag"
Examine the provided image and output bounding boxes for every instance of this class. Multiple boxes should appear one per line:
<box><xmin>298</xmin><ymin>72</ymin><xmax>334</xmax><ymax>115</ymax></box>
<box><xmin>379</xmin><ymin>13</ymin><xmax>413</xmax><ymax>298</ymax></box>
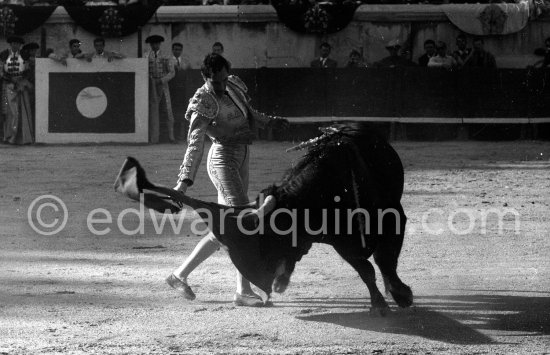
<box><xmin>48</xmin><ymin>72</ymin><xmax>135</xmax><ymax>133</ymax></box>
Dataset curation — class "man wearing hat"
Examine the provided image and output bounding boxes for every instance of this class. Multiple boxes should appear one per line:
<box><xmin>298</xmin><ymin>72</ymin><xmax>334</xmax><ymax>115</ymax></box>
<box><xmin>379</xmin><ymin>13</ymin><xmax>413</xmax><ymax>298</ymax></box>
<box><xmin>146</xmin><ymin>34</ymin><xmax>176</xmax><ymax>144</ymax></box>
<box><xmin>0</xmin><ymin>36</ymin><xmax>33</xmax><ymax>144</ymax></box>
<box><xmin>373</xmin><ymin>39</ymin><xmax>416</xmax><ymax>68</ymax></box>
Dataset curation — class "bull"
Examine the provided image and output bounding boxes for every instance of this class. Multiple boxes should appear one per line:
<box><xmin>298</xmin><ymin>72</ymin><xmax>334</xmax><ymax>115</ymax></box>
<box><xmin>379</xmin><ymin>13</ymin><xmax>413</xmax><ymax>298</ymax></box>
<box><xmin>115</xmin><ymin>123</ymin><xmax>412</xmax><ymax>315</ymax></box>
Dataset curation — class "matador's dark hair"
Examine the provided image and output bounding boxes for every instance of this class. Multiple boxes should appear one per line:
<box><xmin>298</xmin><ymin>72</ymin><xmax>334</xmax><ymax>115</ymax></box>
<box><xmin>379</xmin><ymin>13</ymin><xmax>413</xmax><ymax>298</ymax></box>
<box><xmin>200</xmin><ymin>53</ymin><xmax>231</xmax><ymax>79</ymax></box>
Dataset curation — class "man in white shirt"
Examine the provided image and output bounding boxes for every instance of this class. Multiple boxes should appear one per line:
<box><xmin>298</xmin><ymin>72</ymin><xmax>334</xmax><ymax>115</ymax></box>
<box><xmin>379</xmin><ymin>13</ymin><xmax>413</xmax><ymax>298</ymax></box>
<box><xmin>171</xmin><ymin>42</ymin><xmax>189</xmax><ymax>72</ymax></box>
<box><xmin>82</xmin><ymin>37</ymin><xmax>125</xmax><ymax>62</ymax></box>
<box><xmin>49</xmin><ymin>38</ymin><xmax>86</xmax><ymax>65</ymax></box>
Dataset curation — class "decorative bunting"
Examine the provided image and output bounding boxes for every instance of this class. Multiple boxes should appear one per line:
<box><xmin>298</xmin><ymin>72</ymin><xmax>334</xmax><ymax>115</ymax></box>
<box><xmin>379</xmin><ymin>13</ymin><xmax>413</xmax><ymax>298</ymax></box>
<box><xmin>271</xmin><ymin>0</ymin><xmax>361</xmax><ymax>34</ymax></box>
<box><xmin>63</xmin><ymin>1</ymin><xmax>162</xmax><ymax>38</ymax></box>
<box><xmin>0</xmin><ymin>4</ymin><xmax>56</xmax><ymax>37</ymax></box>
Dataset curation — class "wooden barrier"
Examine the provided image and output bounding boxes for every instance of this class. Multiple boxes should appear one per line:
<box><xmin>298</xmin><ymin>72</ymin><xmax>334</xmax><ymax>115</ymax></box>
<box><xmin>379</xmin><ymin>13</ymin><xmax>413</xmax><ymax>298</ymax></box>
<box><xmin>172</xmin><ymin>68</ymin><xmax>550</xmax><ymax>123</ymax></box>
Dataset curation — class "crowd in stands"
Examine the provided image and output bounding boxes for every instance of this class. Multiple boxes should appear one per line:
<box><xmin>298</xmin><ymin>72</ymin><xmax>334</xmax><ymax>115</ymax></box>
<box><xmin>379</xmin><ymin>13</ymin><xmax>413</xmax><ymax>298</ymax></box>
<box><xmin>310</xmin><ymin>34</ymin><xmax>500</xmax><ymax>70</ymax></box>
<box><xmin>2</xmin><ymin>33</ymin><xmax>549</xmax><ymax>145</ymax></box>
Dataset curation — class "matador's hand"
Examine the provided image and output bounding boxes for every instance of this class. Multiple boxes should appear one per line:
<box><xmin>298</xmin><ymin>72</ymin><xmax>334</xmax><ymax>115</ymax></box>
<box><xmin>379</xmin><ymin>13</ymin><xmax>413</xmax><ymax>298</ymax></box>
<box><xmin>172</xmin><ymin>182</ymin><xmax>187</xmax><ymax>208</ymax></box>
<box><xmin>174</xmin><ymin>181</ymin><xmax>188</xmax><ymax>194</ymax></box>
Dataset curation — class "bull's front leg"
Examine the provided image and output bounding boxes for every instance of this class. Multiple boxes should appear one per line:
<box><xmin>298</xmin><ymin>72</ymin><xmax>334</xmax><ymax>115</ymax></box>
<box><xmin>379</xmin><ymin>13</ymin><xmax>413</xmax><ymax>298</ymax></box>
<box><xmin>273</xmin><ymin>258</ymin><xmax>295</xmax><ymax>293</ymax></box>
<box><xmin>333</xmin><ymin>246</ymin><xmax>389</xmax><ymax>316</ymax></box>
<box><xmin>373</xmin><ymin>206</ymin><xmax>413</xmax><ymax>308</ymax></box>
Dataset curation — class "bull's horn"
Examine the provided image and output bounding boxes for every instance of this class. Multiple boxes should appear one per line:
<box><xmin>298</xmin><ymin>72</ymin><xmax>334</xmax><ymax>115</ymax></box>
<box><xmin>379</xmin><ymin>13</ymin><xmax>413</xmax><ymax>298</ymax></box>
<box><xmin>249</xmin><ymin>195</ymin><xmax>276</xmax><ymax>219</ymax></box>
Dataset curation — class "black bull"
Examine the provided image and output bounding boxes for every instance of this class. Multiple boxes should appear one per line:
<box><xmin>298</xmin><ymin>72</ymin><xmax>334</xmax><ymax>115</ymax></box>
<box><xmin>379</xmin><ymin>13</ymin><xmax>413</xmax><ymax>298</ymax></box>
<box><xmin>114</xmin><ymin>123</ymin><xmax>413</xmax><ymax>313</ymax></box>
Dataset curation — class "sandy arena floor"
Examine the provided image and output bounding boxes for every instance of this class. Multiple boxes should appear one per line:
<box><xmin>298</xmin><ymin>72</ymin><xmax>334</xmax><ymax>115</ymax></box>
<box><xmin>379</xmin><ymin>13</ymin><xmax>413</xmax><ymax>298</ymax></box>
<box><xmin>1</xmin><ymin>139</ymin><xmax>549</xmax><ymax>354</ymax></box>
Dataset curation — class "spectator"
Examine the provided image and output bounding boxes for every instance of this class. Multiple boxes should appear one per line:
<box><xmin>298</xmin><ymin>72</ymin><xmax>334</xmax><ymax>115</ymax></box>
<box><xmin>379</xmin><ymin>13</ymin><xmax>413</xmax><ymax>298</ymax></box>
<box><xmin>21</xmin><ymin>42</ymin><xmax>39</xmax><ymax>61</ymax></box>
<box><xmin>68</xmin><ymin>39</ymin><xmax>84</xmax><ymax>58</ymax></box>
<box><xmin>171</xmin><ymin>42</ymin><xmax>189</xmax><ymax>142</ymax></box>
<box><xmin>82</xmin><ymin>37</ymin><xmax>125</xmax><ymax>62</ymax></box>
<box><xmin>21</xmin><ymin>42</ymin><xmax>39</xmax><ymax>81</ymax></box>
<box><xmin>171</xmin><ymin>42</ymin><xmax>189</xmax><ymax>72</ymax></box>
<box><xmin>427</xmin><ymin>41</ymin><xmax>457</xmax><ymax>70</ymax></box>
<box><xmin>49</xmin><ymin>38</ymin><xmax>85</xmax><ymax>65</ymax></box>
<box><xmin>0</xmin><ymin>36</ymin><xmax>33</xmax><ymax>145</ymax></box>
<box><xmin>212</xmin><ymin>42</ymin><xmax>224</xmax><ymax>55</ymax></box>
<box><xmin>21</xmin><ymin>42</ymin><xmax>39</xmax><ymax>134</ymax></box>
<box><xmin>464</xmin><ymin>37</ymin><xmax>496</xmax><ymax>68</ymax></box>
<box><xmin>346</xmin><ymin>49</ymin><xmax>367</xmax><ymax>68</ymax></box>
<box><xmin>145</xmin><ymin>35</ymin><xmax>176</xmax><ymax>144</ymax></box>
<box><xmin>373</xmin><ymin>39</ymin><xmax>416</xmax><ymax>68</ymax></box>
<box><xmin>452</xmin><ymin>34</ymin><xmax>472</xmax><ymax>67</ymax></box>
<box><xmin>310</xmin><ymin>42</ymin><xmax>337</xmax><ymax>68</ymax></box>
<box><xmin>531</xmin><ymin>37</ymin><xmax>550</xmax><ymax>68</ymax></box>
<box><xmin>417</xmin><ymin>39</ymin><xmax>436</xmax><ymax>67</ymax></box>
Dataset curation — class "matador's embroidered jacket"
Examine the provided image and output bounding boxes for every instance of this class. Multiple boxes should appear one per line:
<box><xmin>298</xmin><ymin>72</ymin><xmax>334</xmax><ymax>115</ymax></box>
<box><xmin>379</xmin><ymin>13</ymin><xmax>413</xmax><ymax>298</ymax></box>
<box><xmin>177</xmin><ymin>75</ymin><xmax>273</xmax><ymax>186</ymax></box>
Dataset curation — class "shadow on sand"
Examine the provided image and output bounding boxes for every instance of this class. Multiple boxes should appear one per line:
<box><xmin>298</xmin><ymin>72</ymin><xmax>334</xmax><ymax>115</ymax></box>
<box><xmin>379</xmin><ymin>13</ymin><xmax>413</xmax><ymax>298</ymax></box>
<box><xmin>294</xmin><ymin>294</ymin><xmax>550</xmax><ymax>345</ymax></box>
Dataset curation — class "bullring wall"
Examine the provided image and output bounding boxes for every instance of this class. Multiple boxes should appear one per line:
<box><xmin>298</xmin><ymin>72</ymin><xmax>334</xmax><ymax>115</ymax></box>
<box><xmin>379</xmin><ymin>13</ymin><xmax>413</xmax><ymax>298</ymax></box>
<box><xmin>3</xmin><ymin>5</ymin><xmax>549</xmax><ymax>69</ymax></box>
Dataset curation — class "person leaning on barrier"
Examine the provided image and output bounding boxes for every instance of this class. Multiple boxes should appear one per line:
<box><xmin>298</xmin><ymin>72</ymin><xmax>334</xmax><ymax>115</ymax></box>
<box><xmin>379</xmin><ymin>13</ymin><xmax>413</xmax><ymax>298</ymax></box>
<box><xmin>48</xmin><ymin>39</ymin><xmax>85</xmax><ymax>66</ymax></box>
<box><xmin>81</xmin><ymin>37</ymin><xmax>125</xmax><ymax>62</ymax></box>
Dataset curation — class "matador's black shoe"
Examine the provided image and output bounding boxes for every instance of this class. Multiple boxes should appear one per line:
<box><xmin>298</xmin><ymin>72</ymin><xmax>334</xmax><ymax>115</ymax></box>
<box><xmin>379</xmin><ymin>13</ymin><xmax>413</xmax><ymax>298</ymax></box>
<box><xmin>166</xmin><ymin>274</ymin><xmax>196</xmax><ymax>301</ymax></box>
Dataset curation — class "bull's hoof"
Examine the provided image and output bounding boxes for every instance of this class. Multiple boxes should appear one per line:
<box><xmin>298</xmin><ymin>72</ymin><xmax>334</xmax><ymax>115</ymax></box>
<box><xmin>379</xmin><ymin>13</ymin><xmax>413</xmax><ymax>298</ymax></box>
<box><xmin>273</xmin><ymin>275</ymin><xmax>290</xmax><ymax>293</ymax></box>
<box><xmin>389</xmin><ymin>285</ymin><xmax>413</xmax><ymax>308</ymax></box>
<box><xmin>369</xmin><ymin>305</ymin><xmax>390</xmax><ymax>317</ymax></box>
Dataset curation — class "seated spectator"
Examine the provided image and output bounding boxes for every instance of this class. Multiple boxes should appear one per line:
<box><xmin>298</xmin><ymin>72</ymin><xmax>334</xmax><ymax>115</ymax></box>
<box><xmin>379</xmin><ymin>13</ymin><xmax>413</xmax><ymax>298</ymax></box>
<box><xmin>346</xmin><ymin>49</ymin><xmax>367</xmax><ymax>68</ymax></box>
<box><xmin>531</xmin><ymin>37</ymin><xmax>550</xmax><ymax>68</ymax></box>
<box><xmin>310</xmin><ymin>42</ymin><xmax>337</xmax><ymax>68</ymax></box>
<box><xmin>417</xmin><ymin>39</ymin><xmax>436</xmax><ymax>67</ymax></box>
<box><xmin>81</xmin><ymin>37</ymin><xmax>125</xmax><ymax>62</ymax></box>
<box><xmin>49</xmin><ymin>39</ymin><xmax>85</xmax><ymax>65</ymax></box>
<box><xmin>373</xmin><ymin>39</ymin><xmax>416</xmax><ymax>68</ymax></box>
<box><xmin>427</xmin><ymin>41</ymin><xmax>457</xmax><ymax>70</ymax></box>
<box><xmin>464</xmin><ymin>37</ymin><xmax>496</xmax><ymax>68</ymax></box>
